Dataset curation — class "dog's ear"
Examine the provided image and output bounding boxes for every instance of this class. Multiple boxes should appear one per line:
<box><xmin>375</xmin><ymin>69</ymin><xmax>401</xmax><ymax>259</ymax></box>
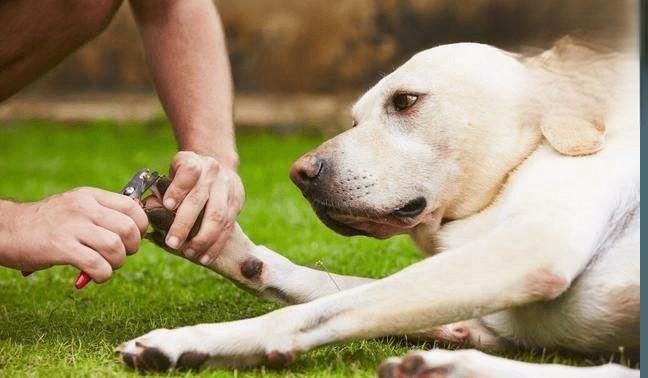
<box><xmin>524</xmin><ymin>36</ymin><xmax>607</xmax><ymax>156</ymax></box>
<box><xmin>539</xmin><ymin>114</ymin><xmax>605</xmax><ymax>156</ymax></box>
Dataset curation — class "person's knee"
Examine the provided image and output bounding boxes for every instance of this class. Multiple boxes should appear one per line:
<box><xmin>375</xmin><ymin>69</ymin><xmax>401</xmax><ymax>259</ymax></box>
<box><xmin>63</xmin><ymin>0</ymin><xmax>124</xmax><ymax>41</ymax></box>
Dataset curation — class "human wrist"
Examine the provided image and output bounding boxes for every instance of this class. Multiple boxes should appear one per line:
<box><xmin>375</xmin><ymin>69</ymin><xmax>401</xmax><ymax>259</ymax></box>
<box><xmin>0</xmin><ymin>200</ymin><xmax>28</xmax><ymax>269</ymax></box>
<box><xmin>218</xmin><ymin>151</ymin><xmax>240</xmax><ymax>171</ymax></box>
<box><xmin>174</xmin><ymin>119</ymin><xmax>238</xmax><ymax>170</ymax></box>
<box><xmin>0</xmin><ymin>199</ymin><xmax>22</xmax><ymax>237</ymax></box>
<box><xmin>179</xmin><ymin>144</ymin><xmax>240</xmax><ymax>171</ymax></box>
<box><xmin>202</xmin><ymin>149</ymin><xmax>239</xmax><ymax>171</ymax></box>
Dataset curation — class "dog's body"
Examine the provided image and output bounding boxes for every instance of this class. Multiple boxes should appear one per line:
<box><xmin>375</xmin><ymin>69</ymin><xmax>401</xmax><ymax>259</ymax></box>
<box><xmin>118</xmin><ymin>38</ymin><xmax>639</xmax><ymax>377</ymax></box>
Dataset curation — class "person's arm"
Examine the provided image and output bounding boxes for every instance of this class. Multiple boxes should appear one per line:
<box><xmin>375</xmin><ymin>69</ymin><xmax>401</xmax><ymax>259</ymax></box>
<box><xmin>0</xmin><ymin>188</ymin><xmax>148</xmax><ymax>283</ymax></box>
<box><xmin>130</xmin><ymin>0</ymin><xmax>244</xmax><ymax>266</ymax></box>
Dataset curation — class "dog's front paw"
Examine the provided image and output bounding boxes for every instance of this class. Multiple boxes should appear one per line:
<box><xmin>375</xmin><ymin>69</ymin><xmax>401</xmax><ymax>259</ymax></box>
<box><xmin>378</xmin><ymin>349</ymin><xmax>484</xmax><ymax>378</ymax></box>
<box><xmin>116</xmin><ymin>323</ymin><xmax>298</xmax><ymax>372</ymax></box>
<box><xmin>116</xmin><ymin>328</ymin><xmax>203</xmax><ymax>372</ymax></box>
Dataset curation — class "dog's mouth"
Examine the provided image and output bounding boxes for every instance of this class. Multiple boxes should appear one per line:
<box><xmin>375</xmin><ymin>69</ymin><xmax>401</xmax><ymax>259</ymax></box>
<box><xmin>310</xmin><ymin>197</ymin><xmax>438</xmax><ymax>239</ymax></box>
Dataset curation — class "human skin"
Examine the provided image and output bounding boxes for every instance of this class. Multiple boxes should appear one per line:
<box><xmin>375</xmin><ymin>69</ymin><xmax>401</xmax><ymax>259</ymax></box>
<box><xmin>0</xmin><ymin>188</ymin><xmax>148</xmax><ymax>283</ymax></box>
<box><xmin>130</xmin><ymin>0</ymin><xmax>243</xmax><ymax>265</ymax></box>
<box><xmin>0</xmin><ymin>0</ymin><xmax>242</xmax><ymax>278</ymax></box>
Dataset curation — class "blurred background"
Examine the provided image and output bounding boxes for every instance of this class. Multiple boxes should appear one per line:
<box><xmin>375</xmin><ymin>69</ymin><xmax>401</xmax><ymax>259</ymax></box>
<box><xmin>0</xmin><ymin>0</ymin><xmax>638</xmax><ymax>132</ymax></box>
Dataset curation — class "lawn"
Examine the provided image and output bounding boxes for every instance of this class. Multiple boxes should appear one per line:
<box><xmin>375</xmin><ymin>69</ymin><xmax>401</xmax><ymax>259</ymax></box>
<box><xmin>0</xmin><ymin>121</ymin><xmax>633</xmax><ymax>377</ymax></box>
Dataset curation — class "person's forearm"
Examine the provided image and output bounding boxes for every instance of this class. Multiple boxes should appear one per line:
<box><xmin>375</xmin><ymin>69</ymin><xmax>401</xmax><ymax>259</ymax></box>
<box><xmin>130</xmin><ymin>0</ymin><xmax>238</xmax><ymax>168</ymax></box>
<box><xmin>0</xmin><ymin>199</ymin><xmax>24</xmax><ymax>269</ymax></box>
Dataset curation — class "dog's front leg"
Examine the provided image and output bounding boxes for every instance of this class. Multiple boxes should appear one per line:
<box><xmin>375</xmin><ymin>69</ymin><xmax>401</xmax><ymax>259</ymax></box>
<box><xmin>117</xmin><ymin>221</ymin><xmax>592</xmax><ymax>371</ymax></box>
<box><xmin>145</xmin><ymin>187</ymin><xmax>372</xmax><ymax>304</ymax></box>
<box><xmin>202</xmin><ymin>223</ymin><xmax>373</xmax><ymax>303</ymax></box>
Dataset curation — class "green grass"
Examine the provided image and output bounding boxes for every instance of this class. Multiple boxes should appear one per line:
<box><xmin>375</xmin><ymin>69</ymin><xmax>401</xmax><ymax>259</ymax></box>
<box><xmin>0</xmin><ymin>120</ymin><xmax>634</xmax><ymax>377</ymax></box>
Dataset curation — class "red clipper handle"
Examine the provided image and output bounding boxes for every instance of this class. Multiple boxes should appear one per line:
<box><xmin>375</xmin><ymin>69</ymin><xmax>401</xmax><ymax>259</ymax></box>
<box><xmin>22</xmin><ymin>270</ymin><xmax>91</xmax><ymax>289</ymax></box>
<box><xmin>75</xmin><ymin>272</ymin><xmax>92</xmax><ymax>289</ymax></box>
<box><xmin>22</xmin><ymin>169</ymin><xmax>158</xmax><ymax>289</ymax></box>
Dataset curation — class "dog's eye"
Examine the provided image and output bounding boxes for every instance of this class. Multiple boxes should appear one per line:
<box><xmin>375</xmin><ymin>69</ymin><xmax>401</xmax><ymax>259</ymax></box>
<box><xmin>351</xmin><ymin>119</ymin><xmax>358</xmax><ymax>128</ymax></box>
<box><xmin>392</xmin><ymin>93</ymin><xmax>418</xmax><ymax>112</ymax></box>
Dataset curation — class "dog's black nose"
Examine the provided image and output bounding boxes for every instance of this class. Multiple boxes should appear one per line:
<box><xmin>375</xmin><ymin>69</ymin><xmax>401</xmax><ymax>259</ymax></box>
<box><xmin>392</xmin><ymin>197</ymin><xmax>427</xmax><ymax>218</ymax></box>
<box><xmin>290</xmin><ymin>154</ymin><xmax>324</xmax><ymax>188</ymax></box>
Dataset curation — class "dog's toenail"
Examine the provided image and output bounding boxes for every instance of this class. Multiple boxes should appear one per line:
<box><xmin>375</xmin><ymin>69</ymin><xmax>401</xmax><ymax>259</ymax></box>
<box><xmin>241</xmin><ymin>257</ymin><xmax>264</xmax><ymax>280</ymax></box>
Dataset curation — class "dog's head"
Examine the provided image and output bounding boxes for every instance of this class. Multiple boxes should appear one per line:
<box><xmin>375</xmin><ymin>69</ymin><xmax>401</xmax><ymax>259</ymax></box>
<box><xmin>290</xmin><ymin>41</ymin><xmax>607</xmax><ymax>239</ymax></box>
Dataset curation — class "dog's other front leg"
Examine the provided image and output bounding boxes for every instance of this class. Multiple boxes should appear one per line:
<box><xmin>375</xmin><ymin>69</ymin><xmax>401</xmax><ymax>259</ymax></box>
<box><xmin>117</xmin><ymin>221</ymin><xmax>595</xmax><ymax>371</ymax></box>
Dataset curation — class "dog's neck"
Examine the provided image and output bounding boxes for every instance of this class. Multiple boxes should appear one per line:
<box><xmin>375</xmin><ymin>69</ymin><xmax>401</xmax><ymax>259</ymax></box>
<box><xmin>411</xmin><ymin>114</ymin><xmax>544</xmax><ymax>256</ymax></box>
<box><xmin>446</xmin><ymin>114</ymin><xmax>543</xmax><ymax>221</ymax></box>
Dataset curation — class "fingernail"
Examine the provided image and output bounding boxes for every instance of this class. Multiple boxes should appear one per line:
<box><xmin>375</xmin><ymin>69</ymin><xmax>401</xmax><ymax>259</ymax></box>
<box><xmin>166</xmin><ymin>235</ymin><xmax>180</xmax><ymax>249</ymax></box>
<box><xmin>199</xmin><ymin>254</ymin><xmax>212</xmax><ymax>266</ymax></box>
<box><xmin>164</xmin><ymin>198</ymin><xmax>176</xmax><ymax>209</ymax></box>
<box><xmin>184</xmin><ymin>248</ymin><xmax>196</xmax><ymax>258</ymax></box>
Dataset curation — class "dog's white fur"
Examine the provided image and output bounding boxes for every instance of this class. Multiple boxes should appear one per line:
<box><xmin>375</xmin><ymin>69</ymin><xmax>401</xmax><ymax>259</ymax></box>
<box><xmin>117</xmin><ymin>38</ymin><xmax>639</xmax><ymax>377</ymax></box>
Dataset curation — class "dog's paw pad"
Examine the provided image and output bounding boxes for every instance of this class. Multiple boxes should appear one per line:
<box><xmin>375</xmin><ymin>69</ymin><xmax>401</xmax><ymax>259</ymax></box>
<box><xmin>401</xmin><ymin>353</ymin><xmax>428</xmax><ymax>375</ymax></box>
<box><xmin>140</xmin><ymin>347</ymin><xmax>173</xmax><ymax>371</ymax></box>
<box><xmin>377</xmin><ymin>357</ymin><xmax>402</xmax><ymax>378</ymax></box>
<box><xmin>119</xmin><ymin>346</ymin><xmax>173</xmax><ymax>372</ymax></box>
<box><xmin>378</xmin><ymin>352</ymin><xmax>452</xmax><ymax>378</ymax></box>
<box><xmin>117</xmin><ymin>332</ymin><xmax>177</xmax><ymax>372</ymax></box>
<box><xmin>265</xmin><ymin>350</ymin><xmax>296</xmax><ymax>369</ymax></box>
<box><xmin>121</xmin><ymin>352</ymin><xmax>137</xmax><ymax>370</ymax></box>
<box><xmin>176</xmin><ymin>351</ymin><xmax>210</xmax><ymax>371</ymax></box>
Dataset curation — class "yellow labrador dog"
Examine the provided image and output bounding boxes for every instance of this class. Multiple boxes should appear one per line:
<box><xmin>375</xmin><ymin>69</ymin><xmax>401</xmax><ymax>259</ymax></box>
<box><xmin>117</xmin><ymin>37</ymin><xmax>639</xmax><ymax>377</ymax></box>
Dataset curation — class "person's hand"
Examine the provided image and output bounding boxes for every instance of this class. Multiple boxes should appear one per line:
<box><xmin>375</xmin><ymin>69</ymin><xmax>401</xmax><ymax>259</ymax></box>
<box><xmin>0</xmin><ymin>187</ymin><xmax>148</xmax><ymax>283</ymax></box>
<box><xmin>162</xmin><ymin>151</ymin><xmax>244</xmax><ymax>265</ymax></box>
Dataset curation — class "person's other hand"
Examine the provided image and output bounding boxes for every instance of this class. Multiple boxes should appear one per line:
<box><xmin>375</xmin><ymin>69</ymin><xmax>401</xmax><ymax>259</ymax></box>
<box><xmin>1</xmin><ymin>187</ymin><xmax>148</xmax><ymax>283</ymax></box>
<box><xmin>162</xmin><ymin>151</ymin><xmax>244</xmax><ymax>265</ymax></box>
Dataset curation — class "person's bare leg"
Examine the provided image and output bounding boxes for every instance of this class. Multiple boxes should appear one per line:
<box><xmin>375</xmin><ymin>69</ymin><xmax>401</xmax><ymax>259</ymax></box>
<box><xmin>0</xmin><ymin>0</ymin><xmax>124</xmax><ymax>101</ymax></box>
